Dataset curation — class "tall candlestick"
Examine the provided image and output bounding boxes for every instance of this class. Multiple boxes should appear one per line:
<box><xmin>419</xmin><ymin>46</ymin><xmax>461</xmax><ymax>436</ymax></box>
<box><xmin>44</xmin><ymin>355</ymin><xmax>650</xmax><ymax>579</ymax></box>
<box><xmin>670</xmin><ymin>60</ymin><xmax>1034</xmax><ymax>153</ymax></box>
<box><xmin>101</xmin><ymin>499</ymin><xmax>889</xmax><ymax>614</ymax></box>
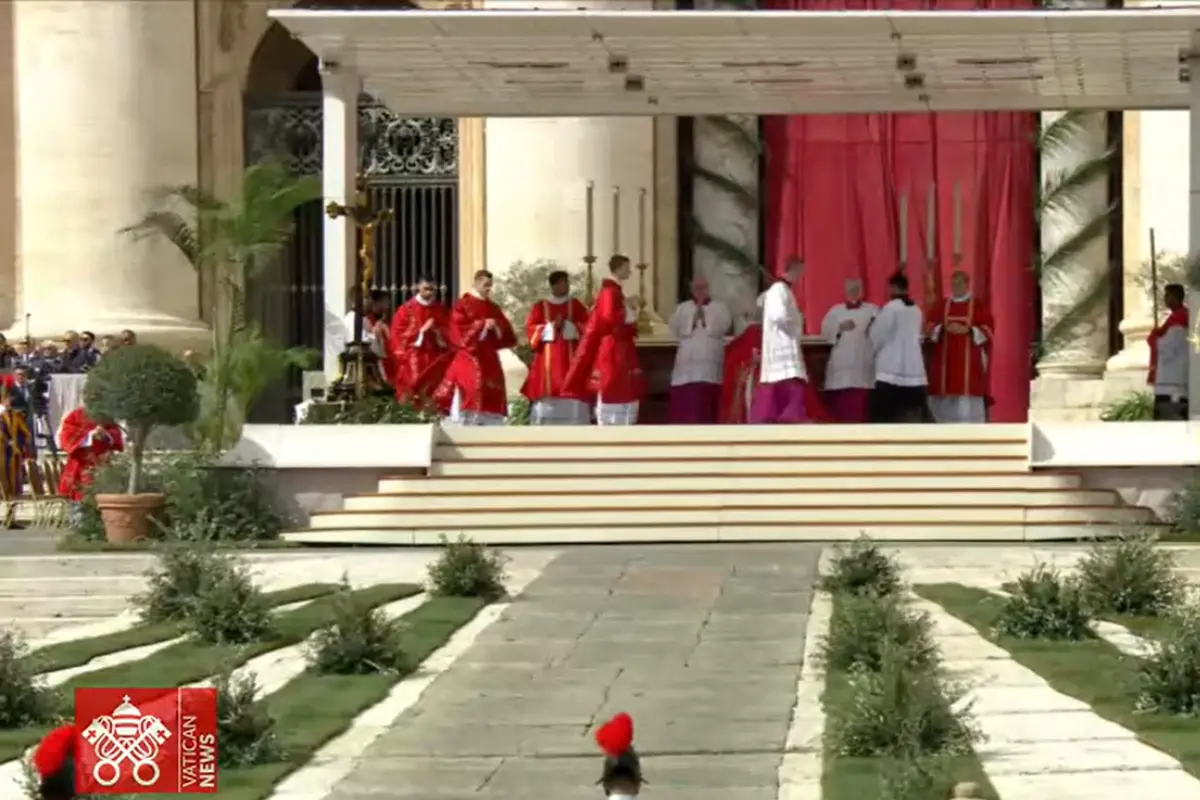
<box><xmin>637</xmin><ymin>188</ymin><xmax>647</xmax><ymax>265</ymax></box>
<box><xmin>898</xmin><ymin>193</ymin><xmax>908</xmax><ymax>266</ymax></box>
<box><xmin>926</xmin><ymin>186</ymin><xmax>936</xmax><ymax>263</ymax></box>
<box><xmin>612</xmin><ymin>187</ymin><xmax>621</xmax><ymax>253</ymax></box>
<box><xmin>585</xmin><ymin>181</ymin><xmax>595</xmax><ymax>260</ymax></box>
<box><xmin>952</xmin><ymin>181</ymin><xmax>962</xmax><ymax>260</ymax></box>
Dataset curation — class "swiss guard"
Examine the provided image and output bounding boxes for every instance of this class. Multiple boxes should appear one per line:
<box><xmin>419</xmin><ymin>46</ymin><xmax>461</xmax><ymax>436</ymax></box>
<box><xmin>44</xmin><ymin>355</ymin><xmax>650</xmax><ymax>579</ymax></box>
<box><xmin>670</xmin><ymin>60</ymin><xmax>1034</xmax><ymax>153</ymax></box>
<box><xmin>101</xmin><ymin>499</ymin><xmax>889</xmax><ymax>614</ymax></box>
<box><xmin>595</xmin><ymin>712</ymin><xmax>644</xmax><ymax>799</ymax></box>
<box><xmin>32</xmin><ymin>724</ymin><xmax>76</xmax><ymax>800</ymax></box>
<box><xmin>0</xmin><ymin>376</ymin><xmax>34</xmax><ymax>528</ymax></box>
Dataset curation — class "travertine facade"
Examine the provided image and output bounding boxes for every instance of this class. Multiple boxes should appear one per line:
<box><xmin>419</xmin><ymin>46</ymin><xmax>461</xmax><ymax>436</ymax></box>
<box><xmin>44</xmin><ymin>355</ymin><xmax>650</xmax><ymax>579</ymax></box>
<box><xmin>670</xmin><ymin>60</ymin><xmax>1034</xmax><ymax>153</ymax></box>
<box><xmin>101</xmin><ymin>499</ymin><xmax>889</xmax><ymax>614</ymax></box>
<box><xmin>0</xmin><ymin>0</ymin><xmax>1178</xmax><ymax>420</ymax></box>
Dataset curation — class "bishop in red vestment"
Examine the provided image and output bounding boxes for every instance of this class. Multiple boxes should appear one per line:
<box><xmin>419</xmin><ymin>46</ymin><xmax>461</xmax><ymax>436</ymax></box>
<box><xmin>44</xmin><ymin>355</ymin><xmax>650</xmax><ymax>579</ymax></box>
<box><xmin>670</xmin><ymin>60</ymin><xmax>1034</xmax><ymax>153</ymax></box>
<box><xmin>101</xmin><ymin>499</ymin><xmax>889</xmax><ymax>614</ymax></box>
<box><xmin>927</xmin><ymin>270</ymin><xmax>994</xmax><ymax>423</ymax></box>
<box><xmin>520</xmin><ymin>270</ymin><xmax>590</xmax><ymax>425</ymax></box>
<box><xmin>57</xmin><ymin>406</ymin><xmax>124</xmax><ymax>502</ymax></box>
<box><xmin>562</xmin><ymin>255</ymin><xmax>644</xmax><ymax>426</ymax></box>
<box><xmin>389</xmin><ymin>277</ymin><xmax>450</xmax><ymax>407</ymax></box>
<box><xmin>420</xmin><ymin>270</ymin><xmax>517</xmax><ymax>424</ymax></box>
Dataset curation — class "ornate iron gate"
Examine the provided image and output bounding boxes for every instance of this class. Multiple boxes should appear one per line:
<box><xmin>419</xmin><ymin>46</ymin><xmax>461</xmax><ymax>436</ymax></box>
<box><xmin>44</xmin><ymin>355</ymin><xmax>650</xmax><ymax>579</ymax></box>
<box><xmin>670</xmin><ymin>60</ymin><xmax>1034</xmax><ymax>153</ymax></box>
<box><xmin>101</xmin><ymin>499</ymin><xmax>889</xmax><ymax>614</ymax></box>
<box><xmin>243</xmin><ymin>92</ymin><xmax>459</xmax><ymax>420</ymax></box>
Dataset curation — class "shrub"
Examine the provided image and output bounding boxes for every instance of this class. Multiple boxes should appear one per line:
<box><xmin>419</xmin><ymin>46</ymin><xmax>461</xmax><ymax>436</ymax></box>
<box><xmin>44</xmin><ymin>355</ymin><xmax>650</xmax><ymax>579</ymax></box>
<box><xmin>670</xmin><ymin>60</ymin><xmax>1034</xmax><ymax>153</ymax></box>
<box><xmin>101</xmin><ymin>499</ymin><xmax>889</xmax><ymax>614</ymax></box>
<box><xmin>828</xmin><ymin>641</ymin><xmax>980</xmax><ymax>758</ymax></box>
<box><xmin>306</xmin><ymin>580</ymin><xmax>409</xmax><ymax>675</ymax></box>
<box><xmin>134</xmin><ymin>546</ymin><xmax>215</xmax><ymax>623</ymax></box>
<box><xmin>993</xmin><ymin>565</ymin><xmax>1092</xmax><ymax>640</ymax></box>
<box><xmin>71</xmin><ymin>453</ymin><xmax>288</xmax><ymax>543</ymax></box>
<box><xmin>1099</xmin><ymin>390</ymin><xmax>1154</xmax><ymax>422</ymax></box>
<box><xmin>83</xmin><ymin>344</ymin><xmax>199</xmax><ymax>493</ymax></box>
<box><xmin>428</xmin><ymin>535</ymin><xmax>508</xmax><ymax>600</ymax></box>
<box><xmin>1136</xmin><ymin>604</ymin><xmax>1200</xmax><ymax>715</ymax></box>
<box><xmin>186</xmin><ymin>557</ymin><xmax>272</xmax><ymax>644</ymax></box>
<box><xmin>819</xmin><ymin>536</ymin><xmax>902</xmax><ymax>597</ymax></box>
<box><xmin>214</xmin><ymin>670</ymin><xmax>284</xmax><ymax>767</ymax></box>
<box><xmin>1076</xmin><ymin>532</ymin><xmax>1184</xmax><ymax>616</ymax></box>
<box><xmin>300</xmin><ymin>395</ymin><xmax>439</xmax><ymax>425</ymax></box>
<box><xmin>821</xmin><ymin>593</ymin><xmax>940</xmax><ymax>674</ymax></box>
<box><xmin>507</xmin><ymin>395</ymin><xmax>532</xmax><ymax>426</ymax></box>
<box><xmin>878</xmin><ymin>756</ymin><xmax>959</xmax><ymax>800</ymax></box>
<box><xmin>1166</xmin><ymin>472</ymin><xmax>1200</xmax><ymax>537</ymax></box>
<box><xmin>0</xmin><ymin>629</ymin><xmax>57</xmax><ymax>729</ymax></box>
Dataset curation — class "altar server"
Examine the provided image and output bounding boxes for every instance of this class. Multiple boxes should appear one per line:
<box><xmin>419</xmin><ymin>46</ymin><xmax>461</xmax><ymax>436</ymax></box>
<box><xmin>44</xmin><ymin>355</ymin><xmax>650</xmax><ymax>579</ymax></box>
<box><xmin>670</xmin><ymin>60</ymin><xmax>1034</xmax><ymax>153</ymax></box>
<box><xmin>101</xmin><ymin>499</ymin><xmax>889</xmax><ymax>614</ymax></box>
<box><xmin>820</xmin><ymin>278</ymin><xmax>878</xmax><ymax>423</ymax></box>
<box><xmin>868</xmin><ymin>272</ymin><xmax>928</xmax><ymax>423</ymax></box>
<box><xmin>520</xmin><ymin>270</ymin><xmax>590</xmax><ymax>425</ymax></box>
<box><xmin>1148</xmin><ymin>283</ymin><xmax>1190</xmax><ymax>420</ymax></box>
<box><xmin>595</xmin><ymin>712</ymin><xmax>643</xmax><ymax>799</ymax></box>
<box><xmin>563</xmin><ymin>255</ymin><xmax>644</xmax><ymax>426</ymax></box>
<box><xmin>927</xmin><ymin>270</ymin><xmax>993</xmax><ymax>423</ymax></box>
<box><xmin>667</xmin><ymin>276</ymin><xmax>731</xmax><ymax>424</ymax></box>
<box><xmin>750</xmin><ymin>258</ymin><xmax>811</xmax><ymax>424</ymax></box>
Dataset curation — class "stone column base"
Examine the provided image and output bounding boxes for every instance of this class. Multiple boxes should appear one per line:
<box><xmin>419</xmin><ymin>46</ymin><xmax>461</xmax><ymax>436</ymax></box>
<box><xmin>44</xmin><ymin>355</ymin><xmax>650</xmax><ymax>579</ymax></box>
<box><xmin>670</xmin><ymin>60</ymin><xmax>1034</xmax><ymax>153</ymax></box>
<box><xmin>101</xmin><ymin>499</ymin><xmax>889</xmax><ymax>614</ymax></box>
<box><xmin>1029</xmin><ymin>374</ymin><xmax>1107</xmax><ymax>421</ymax></box>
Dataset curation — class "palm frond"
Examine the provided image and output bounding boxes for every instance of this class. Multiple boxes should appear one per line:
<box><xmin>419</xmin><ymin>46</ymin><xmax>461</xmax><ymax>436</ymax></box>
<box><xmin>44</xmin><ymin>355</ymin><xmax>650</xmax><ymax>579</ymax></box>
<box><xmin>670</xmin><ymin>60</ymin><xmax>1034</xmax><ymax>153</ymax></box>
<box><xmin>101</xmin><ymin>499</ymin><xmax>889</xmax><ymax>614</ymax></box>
<box><xmin>1037</xmin><ymin>268</ymin><xmax>1110</xmax><ymax>361</ymax></box>
<box><xmin>690</xmin><ymin>164</ymin><xmax>759</xmax><ymax>213</ymax></box>
<box><xmin>119</xmin><ymin>211</ymin><xmax>200</xmax><ymax>266</ymax></box>
<box><xmin>697</xmin><ymin>115</ymin><xmax>762</xmax><ymax>156</ymax></box>
<box><xmin>1039</xmin><ymin>152</ymin><xmax>1115</xmax><ymax>219</ymax></box>
<box><xmin>691</xmin><ymin>218</ymin><xmax>758</xmax><ymax>272</ymax></box>
<box><xmin>1038</xmin><ymin>203</ymin><xmax>1114</xmax><ymax>278</ymax></box>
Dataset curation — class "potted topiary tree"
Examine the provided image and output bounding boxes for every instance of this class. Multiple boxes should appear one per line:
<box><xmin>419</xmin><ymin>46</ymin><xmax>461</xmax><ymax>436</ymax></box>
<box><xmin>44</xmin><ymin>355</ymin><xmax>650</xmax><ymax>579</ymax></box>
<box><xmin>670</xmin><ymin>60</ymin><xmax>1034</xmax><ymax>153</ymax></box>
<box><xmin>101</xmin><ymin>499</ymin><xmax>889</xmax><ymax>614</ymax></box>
<box><xmin>83</xmin><ymin>344</ymin><xmax>200</xmax><ymax>543</ymax></box>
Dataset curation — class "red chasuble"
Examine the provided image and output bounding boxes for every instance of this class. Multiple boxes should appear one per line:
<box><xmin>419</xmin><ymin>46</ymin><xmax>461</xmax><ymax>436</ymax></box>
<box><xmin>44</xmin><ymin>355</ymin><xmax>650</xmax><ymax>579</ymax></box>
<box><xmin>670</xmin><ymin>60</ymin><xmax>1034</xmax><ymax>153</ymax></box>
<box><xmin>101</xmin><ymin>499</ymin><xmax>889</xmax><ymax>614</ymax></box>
<box><xmin>1147</xmin><ymin>305</ymin><xmax>1190</xmax><ymax>385</ymax></box>
<box><xmin>562</xmin><ymin>278</ymin><xmax>644</xmax><ymax>405</ymax></box>
<box><xmin>520</xmin><ymin>297</ymin><xmax>590</xmax><ymax>403</ymax></box>
<box><xmin>420</xmin><ymin>293</ymin><xmax>517</xmax><ymax>415</ymax></box>
<box><xmin>926</xmin><ymin>296</ymin><xmax>994</xmax><ymax>399</ymax></box>
<box><xmin>389</xmin><ymin>298</ymin><xmax>450</xmax><ymax>404</ymax></box>
<box><xmin>720</xmin><ymin>323</ymin><xmax>762</xmax><ymax>424</ymax></box>
<box><xmin>56</xmin><ymin>406</ymin><xmax>124</xmax><ymax>501</ymax></box>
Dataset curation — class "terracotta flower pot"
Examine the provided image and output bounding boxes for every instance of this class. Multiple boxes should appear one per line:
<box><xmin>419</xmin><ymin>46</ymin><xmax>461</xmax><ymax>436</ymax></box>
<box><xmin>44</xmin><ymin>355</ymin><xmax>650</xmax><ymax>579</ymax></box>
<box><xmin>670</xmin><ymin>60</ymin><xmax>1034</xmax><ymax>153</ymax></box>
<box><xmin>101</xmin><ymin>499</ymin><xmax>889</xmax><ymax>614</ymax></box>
<box><xmin>95</xmin><ymin>493</ymin><xmax>166</xmax><ymax>545</ymax></box>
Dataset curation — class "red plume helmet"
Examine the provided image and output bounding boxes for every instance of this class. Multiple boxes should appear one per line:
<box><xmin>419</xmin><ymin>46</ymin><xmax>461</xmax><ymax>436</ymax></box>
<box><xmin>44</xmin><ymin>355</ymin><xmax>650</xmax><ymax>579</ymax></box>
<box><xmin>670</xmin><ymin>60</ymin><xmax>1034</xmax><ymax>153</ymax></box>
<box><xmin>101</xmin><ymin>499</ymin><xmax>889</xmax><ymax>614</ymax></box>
<box><xmin>32</xmin><ymin>725</ymin><xmax>74</xmax><ymax>780</ymax></box>
<box><xmin>595</xmin><ymin>712</ymin><xmax>633</xmax><ymax>757</ymax></box>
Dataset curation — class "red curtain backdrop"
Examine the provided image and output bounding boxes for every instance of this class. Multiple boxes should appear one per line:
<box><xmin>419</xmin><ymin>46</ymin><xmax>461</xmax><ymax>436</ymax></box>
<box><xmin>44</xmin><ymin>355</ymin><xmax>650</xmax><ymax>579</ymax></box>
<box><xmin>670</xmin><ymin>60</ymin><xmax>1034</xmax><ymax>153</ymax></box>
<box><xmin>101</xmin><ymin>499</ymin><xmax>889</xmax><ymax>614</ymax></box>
<box><xmin>762</xmin><ymin>0</ymin><xmax>1037</xmax><ymax>422</ymax></box>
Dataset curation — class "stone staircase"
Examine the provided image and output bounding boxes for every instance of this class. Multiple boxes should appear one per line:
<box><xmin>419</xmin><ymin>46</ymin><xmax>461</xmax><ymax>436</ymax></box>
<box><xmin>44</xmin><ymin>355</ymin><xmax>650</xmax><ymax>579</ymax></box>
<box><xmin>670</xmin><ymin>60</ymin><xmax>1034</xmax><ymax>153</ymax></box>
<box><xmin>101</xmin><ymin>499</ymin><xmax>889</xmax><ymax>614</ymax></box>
<box><xmin>283</xmin><ymin>424</ymin><xmax>1155</xmax><ymax>545</ymax></box>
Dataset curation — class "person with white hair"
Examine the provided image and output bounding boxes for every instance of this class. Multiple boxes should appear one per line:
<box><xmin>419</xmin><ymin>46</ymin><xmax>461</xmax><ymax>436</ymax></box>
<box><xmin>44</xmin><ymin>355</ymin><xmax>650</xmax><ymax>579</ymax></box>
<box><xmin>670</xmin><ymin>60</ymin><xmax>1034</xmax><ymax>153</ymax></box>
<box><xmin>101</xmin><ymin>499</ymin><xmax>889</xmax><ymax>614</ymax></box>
<box><xmin>820</xmin><ymin>277</ymin><xmax>878</xmax><ymax>423</ymax></box>
<box><xmin>667</xmin><ymin>275</ymin><xmax>732</xmax><ymax>424</ymax></box>
<box><xmin>750</xmin><ymin>258</ymin><xmax>812</xmax><ymax>424</ymax></box>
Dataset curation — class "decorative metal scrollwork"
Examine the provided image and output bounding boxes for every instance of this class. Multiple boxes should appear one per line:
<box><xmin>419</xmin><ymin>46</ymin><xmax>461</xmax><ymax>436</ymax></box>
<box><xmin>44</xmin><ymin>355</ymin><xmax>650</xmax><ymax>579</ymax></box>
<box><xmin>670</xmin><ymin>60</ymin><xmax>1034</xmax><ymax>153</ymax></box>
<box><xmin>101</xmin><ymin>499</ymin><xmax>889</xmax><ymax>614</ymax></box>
<box><xmin>243</xmin><ymin>93</ymin><xmax>457</xmax><ymax>179</ymax></box>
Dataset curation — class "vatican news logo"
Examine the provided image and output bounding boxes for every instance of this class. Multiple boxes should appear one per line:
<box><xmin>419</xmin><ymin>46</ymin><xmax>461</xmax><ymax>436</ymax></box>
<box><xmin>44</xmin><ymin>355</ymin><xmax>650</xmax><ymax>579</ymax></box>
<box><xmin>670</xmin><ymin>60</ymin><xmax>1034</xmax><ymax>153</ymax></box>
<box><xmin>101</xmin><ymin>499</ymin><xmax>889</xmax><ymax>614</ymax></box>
<box><xmin>74</xmin><ymin>687</ymin><xmax>219</xmax><ymax>794</ymax></box>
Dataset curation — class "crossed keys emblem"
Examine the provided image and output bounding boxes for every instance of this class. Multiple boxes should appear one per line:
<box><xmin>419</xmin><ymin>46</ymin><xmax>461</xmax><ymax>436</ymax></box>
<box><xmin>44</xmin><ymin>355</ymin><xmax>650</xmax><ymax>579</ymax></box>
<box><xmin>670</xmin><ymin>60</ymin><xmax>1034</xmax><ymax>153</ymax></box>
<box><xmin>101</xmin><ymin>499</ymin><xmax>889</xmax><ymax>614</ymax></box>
<box><xmin>81</xmin><ymin>696</ymin><xmax>172</xmax><ymax>787</ymax></box>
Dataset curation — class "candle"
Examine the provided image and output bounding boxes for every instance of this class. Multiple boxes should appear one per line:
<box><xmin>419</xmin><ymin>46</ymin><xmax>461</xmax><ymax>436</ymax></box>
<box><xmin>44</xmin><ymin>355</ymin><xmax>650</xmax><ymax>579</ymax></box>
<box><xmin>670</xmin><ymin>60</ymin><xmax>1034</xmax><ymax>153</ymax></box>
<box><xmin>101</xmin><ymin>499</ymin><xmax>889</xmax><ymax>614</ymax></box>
<box><xmin>926</xmin><ymin>186</ymin><xmax>936</xmax><ymax>263</ymax></box>
<box><xmin>637</xmin><ymin>188</ymin><xmax>647</xmax><ymax>264</ymax></box>
<box><xmin>585</xmin><ymin>181</ymin><xmax>595</xmax><ymax>260</ymax></box>
<box><xmin>953</xmin><ymin>181</ymin><xmax>962</xmax><ymax>258</ymax></box>
<box><xmin>898</xmin><ymin>193</ymin><xmax>908</xmax><ymax>265</ymax></box>
<box><xmin>612</xmin><ymin>187</ymin><xmax>621</xmax><ymax>253</ymax></box>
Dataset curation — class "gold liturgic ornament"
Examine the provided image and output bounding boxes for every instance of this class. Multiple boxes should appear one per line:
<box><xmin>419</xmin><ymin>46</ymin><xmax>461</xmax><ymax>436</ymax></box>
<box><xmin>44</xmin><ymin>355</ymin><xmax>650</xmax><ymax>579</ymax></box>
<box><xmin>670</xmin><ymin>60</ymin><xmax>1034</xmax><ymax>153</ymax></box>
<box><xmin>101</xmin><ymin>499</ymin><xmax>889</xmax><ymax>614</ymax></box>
<box><xmin>633</xmin><ymin>188</ymin><xmax>671</xmax><ymax>340</ymax></box>
<box><xmin>326</xmin><ymin>175</ymin><xmax>395</xmax><ymax>400</ymax></box>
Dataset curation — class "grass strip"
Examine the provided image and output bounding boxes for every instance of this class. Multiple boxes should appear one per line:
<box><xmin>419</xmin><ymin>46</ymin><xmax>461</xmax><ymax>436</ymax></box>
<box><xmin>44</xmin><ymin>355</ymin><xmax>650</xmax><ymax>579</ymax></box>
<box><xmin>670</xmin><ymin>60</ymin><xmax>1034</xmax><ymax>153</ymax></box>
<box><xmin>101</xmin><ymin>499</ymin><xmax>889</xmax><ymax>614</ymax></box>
<box><xmin>0</xmin><ymin>583</ymin><xmax>421</xmax><ymax>763</ymax></box>
<box><xmin>162</xmin><ymin>596</ymin><xmax>488</xmax><ymax>800</ymax></box>
<box><xmin>914</xmin><ymin>583</ymin><xmax>1200</xmax><ymax>780</ymax></box>
<box><xmin>821</xmin><ymin>592</ymin><xmax>998</xmax><ymax>800</ymax></box>
<box><xmin>997</xmin><ymin>580</ymin><xmax>1172</xmax><ymax>641</ymax></box>
<box><xmin>29</xmin><ymin>583</ymin><xmax>339</xmax><ymax>674</ymax></box>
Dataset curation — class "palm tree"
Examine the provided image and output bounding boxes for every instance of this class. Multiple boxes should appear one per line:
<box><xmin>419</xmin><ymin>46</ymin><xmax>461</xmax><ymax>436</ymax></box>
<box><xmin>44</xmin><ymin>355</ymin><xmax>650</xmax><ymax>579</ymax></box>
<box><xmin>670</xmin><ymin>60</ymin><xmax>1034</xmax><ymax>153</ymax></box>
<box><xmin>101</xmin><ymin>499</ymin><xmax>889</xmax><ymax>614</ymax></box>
<box><xmin>122</xmin><ymin>159</ymin><xmax>322</xmax><ymax>451</ymax></box>
<box><xmin>1034</xmin><ymin>110</ymin><xmax>1117</xmax><ymax>364</ymax></box>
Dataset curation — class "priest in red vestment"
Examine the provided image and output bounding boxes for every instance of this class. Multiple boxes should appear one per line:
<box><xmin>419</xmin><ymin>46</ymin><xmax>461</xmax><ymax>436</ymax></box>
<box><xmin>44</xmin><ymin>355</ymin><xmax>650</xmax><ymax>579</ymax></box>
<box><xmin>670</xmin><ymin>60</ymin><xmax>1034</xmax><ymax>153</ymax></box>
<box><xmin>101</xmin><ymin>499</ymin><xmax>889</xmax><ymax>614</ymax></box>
<box><xmin>927</xmin><ymin>270</ymin><xmax>993</xmax><ymax>423</ymax></box>
<box><xmin>57</xmin><ymin>405</ymin><xmax>123</xmax><ymax>521</ymax></box>
<box><xmin>1148</xmin><ymin>283</ymin><xmax>1190</xmax><ymax>420</ymax></box>
<box><xmin>562</xmin><ymin>254</ymin><xmax>644</xmax><ymax>426</ymax></box>
<box><xmin>389</xmin><ymin>277</ymin><xmax>450</xmax><ymax>407</ymax></box>
<box><xmin>520</xmin><ymin>269</ymin><xmax>590</xmax><ymax>425</ymax></box>
<box><xmin>720</xmin><ymin>294</ymin><xmax>766</xmax><ymax>424</ymax></box>
<box><xmin>419</xmin><ymin>270</ymin><xmax>517</xmax><ymax>424</ymax></box>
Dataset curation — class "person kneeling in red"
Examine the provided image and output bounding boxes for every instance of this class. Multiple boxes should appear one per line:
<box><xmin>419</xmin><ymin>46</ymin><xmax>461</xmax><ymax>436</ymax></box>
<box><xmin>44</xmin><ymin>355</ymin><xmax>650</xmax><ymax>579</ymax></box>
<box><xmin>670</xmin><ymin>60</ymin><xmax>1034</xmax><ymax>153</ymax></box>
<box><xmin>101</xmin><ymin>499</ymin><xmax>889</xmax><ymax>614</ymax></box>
<box><xmin>33</xmin><ymin>724</ymin><xmax>76</xmax><ymax>800</ymax></box>
<box><xmin>57</xmin><ymin>406</ymin><xmax>123</xmax><ymax>519</ymax></box>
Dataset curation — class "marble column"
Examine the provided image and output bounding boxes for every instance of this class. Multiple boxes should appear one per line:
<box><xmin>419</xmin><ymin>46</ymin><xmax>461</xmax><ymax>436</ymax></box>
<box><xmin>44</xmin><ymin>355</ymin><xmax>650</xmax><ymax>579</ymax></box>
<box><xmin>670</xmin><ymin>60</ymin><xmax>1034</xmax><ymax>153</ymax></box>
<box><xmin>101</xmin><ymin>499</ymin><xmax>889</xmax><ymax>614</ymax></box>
<box><xmin>0</xmin><ymin>1</ymin><xmax>14</xmax><ymax>329</ymax></box>
<box><xmin>10</xmin><ymin>0</ymin><xmax>208</xmax><ymax>347</ymax></box>
<box><xmin>482</xmin><ymin>0</ymin><xmax>658</xmax><ymax>395</ymax></box>
<box><xmin>320</xmin><ymin>63</ymin><xmax>360</xmax><ymax>380</ymax></box>
<box><xmin>1031</xmin><ymin>112</ymin><xmax>1111</xmax><ymax>418</ymax></box>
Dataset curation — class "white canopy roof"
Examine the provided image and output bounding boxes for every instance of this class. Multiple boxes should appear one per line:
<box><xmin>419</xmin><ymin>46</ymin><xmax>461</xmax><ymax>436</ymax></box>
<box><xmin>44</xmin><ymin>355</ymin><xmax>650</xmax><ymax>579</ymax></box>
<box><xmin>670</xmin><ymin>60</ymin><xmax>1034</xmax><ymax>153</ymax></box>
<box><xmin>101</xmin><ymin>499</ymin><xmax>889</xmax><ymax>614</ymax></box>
<box><xmin>270</xmin><ymin>7</ymin><xmax>1200</xmax><ymax>117</ymax></box>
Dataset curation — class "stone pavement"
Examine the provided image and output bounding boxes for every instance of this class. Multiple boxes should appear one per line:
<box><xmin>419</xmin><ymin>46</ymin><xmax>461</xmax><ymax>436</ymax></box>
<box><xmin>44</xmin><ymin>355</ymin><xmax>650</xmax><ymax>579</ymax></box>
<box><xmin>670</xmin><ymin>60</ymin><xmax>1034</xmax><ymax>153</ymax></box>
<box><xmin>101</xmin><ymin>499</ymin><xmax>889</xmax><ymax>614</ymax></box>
<box><xmin>328</xmin><ymin>544</ymin><xmax>822</xmax><ymax>800</ymax></box>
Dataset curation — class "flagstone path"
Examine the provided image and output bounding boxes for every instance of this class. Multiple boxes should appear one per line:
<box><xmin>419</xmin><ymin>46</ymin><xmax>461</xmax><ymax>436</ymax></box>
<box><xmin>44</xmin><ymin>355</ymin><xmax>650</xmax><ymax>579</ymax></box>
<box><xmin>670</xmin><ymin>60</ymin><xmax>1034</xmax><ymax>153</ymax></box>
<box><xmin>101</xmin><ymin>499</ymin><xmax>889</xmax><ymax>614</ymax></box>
<box><xmin>324</xmin><ymin>544</ymin><xmax>822</xmax><ymax>800</ymax></box>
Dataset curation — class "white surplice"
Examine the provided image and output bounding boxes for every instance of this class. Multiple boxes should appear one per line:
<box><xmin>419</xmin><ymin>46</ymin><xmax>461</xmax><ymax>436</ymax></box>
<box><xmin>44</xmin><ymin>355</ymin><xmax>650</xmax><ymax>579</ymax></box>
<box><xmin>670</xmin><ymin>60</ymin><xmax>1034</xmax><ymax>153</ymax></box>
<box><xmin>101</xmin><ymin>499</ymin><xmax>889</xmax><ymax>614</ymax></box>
<box><xmin>668</xmin><ymin>300</ymin><xmax>732</xmax><ymax>387</ymax></box>
<box><xmin>342</xmin><ymin>311</ymin><xmax>382</xmax><ymax>356</ymax></box>
<box><xmin>759</xmin><ymin>282</ymin><xmax>806</xmax><ymax>385</ymax></box>
<box><xmin>820</xmin><ymin>302</ymin><xmax>879</xmax><ymax>391</ymax></box>
<box><xmin>868</xmin><ymin>299</ymin><xmax>927</xmax><ymax>388</ymax></box>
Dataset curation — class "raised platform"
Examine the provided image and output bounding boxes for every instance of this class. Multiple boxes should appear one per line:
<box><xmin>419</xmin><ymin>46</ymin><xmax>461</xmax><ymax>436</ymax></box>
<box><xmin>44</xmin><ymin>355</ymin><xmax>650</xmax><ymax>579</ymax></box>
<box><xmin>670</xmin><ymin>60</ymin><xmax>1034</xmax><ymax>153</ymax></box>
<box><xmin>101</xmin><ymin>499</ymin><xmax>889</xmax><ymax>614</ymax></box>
<box><xmin>278</xmin><ymin>423</ymin><xmax>1166</xmax><ymax>546</ymax></box>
